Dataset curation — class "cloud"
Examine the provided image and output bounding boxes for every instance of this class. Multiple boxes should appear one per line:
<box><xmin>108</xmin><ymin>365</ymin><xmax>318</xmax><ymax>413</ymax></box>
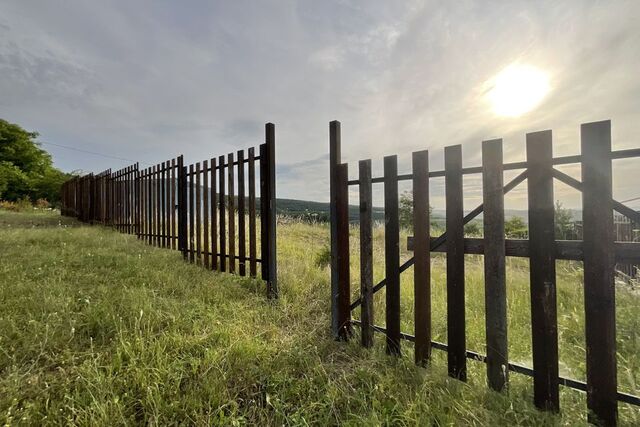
<box><xmin>309</xmin><ymin>46</ymin><xmax>345</xmax><ymax>71</ymax></box>
<box><xmin>0</xmin><ymin>0</ymin><xmax>639</xmax><ymax>207</ymax></box>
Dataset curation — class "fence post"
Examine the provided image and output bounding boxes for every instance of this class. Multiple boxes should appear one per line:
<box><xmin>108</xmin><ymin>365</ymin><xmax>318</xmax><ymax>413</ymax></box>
<box><xmin>91</xmin><ymin>174</ymin><xmax>96</xmax><ymax>223</ymax></box>
<box><xmin>121</xmin><ymin>168</ymin><xmax>126</xmax><ymax>231</ymax></box>
<box><xmin>107</xmin><ymin>172</ymin><xmax>112</xmax><ymax>226</ymax></box>
<box><xmin>156</xmin><ymin>165</ymin><xmax>162</xmax><ymax>246</ymax></box>
<box><xmin>228</xmin><ymin>153</ymin><xmax>236</xmax><ymax>273</ymax></box>
<box><xmin>260</xmin><ymin>123</ymin><xmax>278</xmax><ymax>298</ymax></box>
<box><xmin>135</xmin><ymin>163</ymin><xmax>141</xmax><ymax>238</ymax></box>
<box><xmin>247</xmin><ymin>150</ymin><xmax>256</xmax><ymax>276</ymax></box>
<box><xmin>189</xmin><ymin>164</ymin><xmax>195</xmax><ymax>262</ymax></box>
<box><xmin>329</xmin><ymin>120</ymin><xmax>341</xmax><ymax>338</ymax></box>
<box><xmin>582</xmin><ymin>120</ymin><xmax>617</xmax><ymax>426</ymax></box>
<box><xmin>147</xmin><ymin>167</ymin><xmax>152</xmax><ymax>245</ymax></box>
<box><xmin>162</xmin><ymin>162</ymin><xmax>167</xmax><ymax>246</ymax></box>
<box><xmin>80</xmin><ymin>176</ymin><xmax>83</xmax><ymax>219</ymax></box>
<box><xmin>196</xmin><ymin>162</ymin><xmax>202</xmax><ymax>262</ymax></box>
<box><xmin>445</xmin><ymin>145</ymin><xmax>466</xmax><ymax>381</ymax></box>
<box><xmin>482</xmin><ymin>139</ymin><xmax>508</xmax><ymax>392</ymax></box>
<box><xmin>140</xmin><ymin>168</ymin><xmax>145</xmax><ymax>242</ymax></box>
<box><xmin>203</xmin><ymin>159</ymin><xmax>210</xmax><ymax>269</ymax></box>
<box><xmin>238</xmin><ymin>150</ymin><xmax>246</xmax><ymax>276</ymax></box>
<box><xmin>385</xmin><ymin>155</ymin><xmax>401</xmax><ymax>355</ymax></box>
<box><xmin>413</xmin><ymin>150</ymin><xmax>431</xmax><ymax>366</ymax></box>
<box><xmin>211</xmin><ymin>157</ymin><xmax>218</xmax><ymax>271</ymax></box>
<box><xmin>177</xmin><ymin>155</ymin><xmax>188</xmax><ymax>259</ymax></box>
<box><xmin>171</xmin><ymin>159</ymin><xmax>176</xmax><ymax>250</ymax></box>
<box><xmin>335</xmin><ymin>162</ymin><xmax>352</xmax><ymax>340</ymax></box>
<box><xmin>219</xmin><ymin>154</ymin><xmax>227</xmax><ymax>271</ymax></box>
<box><xmin>526</xmin><ymin>130</ymin><xmax>559</xmax><ymax>411</ymax></box>
<box><xmin>359</xmin><ymin>159</ymin><xmax>374</xmax><ymax>348</ymax></box>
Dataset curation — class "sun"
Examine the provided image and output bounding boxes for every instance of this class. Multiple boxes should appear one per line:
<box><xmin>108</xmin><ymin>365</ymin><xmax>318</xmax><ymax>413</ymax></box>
<box><xmin>486</xmin><ymin>64</ymin><xmax>550</xmax><ymax>117</ymax></box>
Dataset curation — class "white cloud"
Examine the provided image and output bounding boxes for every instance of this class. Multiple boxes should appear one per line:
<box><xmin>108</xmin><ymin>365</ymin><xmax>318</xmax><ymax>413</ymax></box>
<box><xmin>0</xmin><ymin>0</ymin><xmax>639</xmax><ymax>207</ymax></box>
<box><xmin>309</xmin><ymin>46</ymin><xmax>345</xmax><ymax>70</ymax></box>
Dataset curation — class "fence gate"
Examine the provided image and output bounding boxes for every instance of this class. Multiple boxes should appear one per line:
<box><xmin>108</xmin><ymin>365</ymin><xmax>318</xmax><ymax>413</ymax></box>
<box><xmin>329</xmin><ymin>119</ymin><xmax>640</xmax><ymax>425</ymax></box>
<box><xmin>61</xmin><ymin>123</ymin><xmax>277</xmax><ymax>298</ymax></box>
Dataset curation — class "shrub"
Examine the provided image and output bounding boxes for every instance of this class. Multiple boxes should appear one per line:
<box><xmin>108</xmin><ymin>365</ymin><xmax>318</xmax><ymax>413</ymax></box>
<box><xmin>0</xmin><ymin>200</ymin><xmax>18</xmax><ymax>211</ymax></box>
<box><xmin>35</xmin><ymin>198</ymin><xmax>51</xmax><ymax>209</ymax></box>
<box><xmin>0</xmin><ymin>197</ymin><xmax>32</xmax><ymax>212</ymax></box>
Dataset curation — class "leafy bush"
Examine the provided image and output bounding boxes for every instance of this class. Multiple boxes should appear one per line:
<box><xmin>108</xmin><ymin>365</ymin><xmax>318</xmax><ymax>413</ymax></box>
<box><xmin>0</xmin><ymin>200</ymin><xmax>18</xmax><ymax>211</ymax></box>
<box><xmin>35</xmin><ymin>198</ymin><xmax>51</xmax><ymax>209</ymax></box>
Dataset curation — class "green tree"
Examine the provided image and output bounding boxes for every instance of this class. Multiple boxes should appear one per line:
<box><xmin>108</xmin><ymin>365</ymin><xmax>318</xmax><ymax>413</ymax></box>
<box><xmin>463</xmin><ymin>221</ymin><xmax>482</xmax><ymax>237</ymax></box>
<box><xmin>398</xmin><ymin>190</ymin><xmax>434</xmax><ymax>230</ymax></box>
<box><xmin>30</xmin><ymin>168</ymin><xmax>69</xmax><ymax>204</ymax></box>
<box><xmin>0</xmin><ymin>118</ymin><xmax>70</xmax><ymax>205</ymax></box>
<box><xmin>0</xmin><ymin>120</ymin><xmax>50</xmax><ymax>173</ymax></box>
<box><xmin>0</xmin><ymin>161</ymin><xmax>31</xmax><ymax>200</ymax></box>
<box><xmin>399</xmin><ymin>191</ymin><xmax>413</xmax><ymax>229</ymax></box>
<box><xmin>505</xmin><ymin>216</ymin><xmax>528</xmax><ymax>239</ymax></box>
<box><xmin>554</xmin><ymin>200</ymin><xmax>574</xmax><ymax>239</ymax></box>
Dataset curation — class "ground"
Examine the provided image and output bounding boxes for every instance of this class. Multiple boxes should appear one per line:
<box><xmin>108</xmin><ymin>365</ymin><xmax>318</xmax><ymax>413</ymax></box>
<box><xmin>0</xmin><ymin>210</ymin><xmax>638</xmax><ymax>425</ymax></box>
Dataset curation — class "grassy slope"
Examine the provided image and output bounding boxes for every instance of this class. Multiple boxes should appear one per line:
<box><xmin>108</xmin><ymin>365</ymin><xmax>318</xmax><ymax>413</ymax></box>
<box><xmin>0</xmin><ymin>210</ymin><xmax>638</xmax><ymax>425</ymax></box>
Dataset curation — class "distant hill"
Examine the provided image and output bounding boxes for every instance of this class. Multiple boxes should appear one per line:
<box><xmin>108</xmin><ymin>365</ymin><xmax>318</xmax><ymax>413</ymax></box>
<box><xmin>276</xmin><ymin>198</ymin><xmax>384</xmax><ymax>222</ymax></box>
<box><xmin>189</xmin><ymin>186</ymin><xmax>583</xmax><ymax>224</ymax></box>
<box><xmin>277</xmin><ymin>199</ymin><xmax>583</xmax><ymax>224</ymax></box>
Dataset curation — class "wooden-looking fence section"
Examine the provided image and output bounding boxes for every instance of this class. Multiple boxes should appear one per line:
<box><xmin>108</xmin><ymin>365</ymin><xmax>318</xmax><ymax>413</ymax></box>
<box><xmin>61</xmin><ymin>123</ymin><xmax>277</xmax><ymax>298</ymax></box>
<box><xmin>329</xmin><ymin>120</ymin><xmax>640</xmax><ymax>425</ymax></box>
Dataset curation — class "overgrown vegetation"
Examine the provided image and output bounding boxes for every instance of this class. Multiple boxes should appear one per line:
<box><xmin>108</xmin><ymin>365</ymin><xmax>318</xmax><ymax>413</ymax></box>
<box><xmin>0</xmin><ymin>118</ymin><xmax>72</xmax><ymax>207</ymax></box>
<box><xmin>1</xmin><ymin>210</ymin><xmax>638</xmax><ymax>425</ymax></box>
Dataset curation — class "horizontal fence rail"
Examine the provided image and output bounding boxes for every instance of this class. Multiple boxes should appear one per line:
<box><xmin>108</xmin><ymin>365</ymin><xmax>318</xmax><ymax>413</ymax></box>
<box><xmin>329</xmin><ymin>119</ymin><xmax>640</xmax><ymax>425</ymax></box>
<box><xmin>61</xmin><ymin>123</ymin><xmax>278</xmax><ymax>298</ymax></box>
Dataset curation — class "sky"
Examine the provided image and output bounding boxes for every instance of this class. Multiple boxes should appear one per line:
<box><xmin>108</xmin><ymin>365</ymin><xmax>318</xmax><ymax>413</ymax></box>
<box><xmin>1</xmin><ymin>0</ymin><xmax>639</xmax><ymax>209</ymax></box>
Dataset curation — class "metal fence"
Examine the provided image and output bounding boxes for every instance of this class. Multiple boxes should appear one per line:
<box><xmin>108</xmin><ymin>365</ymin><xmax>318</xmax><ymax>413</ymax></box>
<box><xmin>61</xmin><ymin>123</ymin><xmax>277</xmax><ymax>298</ymax></box>
<box><xmin>329</xmin><ymin>119</ymin><xmax>640</xmax><ymax>425</ymax></box>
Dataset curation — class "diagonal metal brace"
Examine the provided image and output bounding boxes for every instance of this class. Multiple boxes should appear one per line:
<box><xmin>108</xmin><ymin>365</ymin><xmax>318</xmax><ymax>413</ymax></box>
<box><xmin>349</xmin><ymin>169</ymin><xmax>528</xmax><ymax>311</ymax></box>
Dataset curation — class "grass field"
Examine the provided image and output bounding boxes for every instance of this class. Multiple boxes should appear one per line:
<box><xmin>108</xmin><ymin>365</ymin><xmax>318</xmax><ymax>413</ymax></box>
<box><xmin>1</xmin><ymin>210</ymin><xmax>639</xmax><ymax>425</ymax></box>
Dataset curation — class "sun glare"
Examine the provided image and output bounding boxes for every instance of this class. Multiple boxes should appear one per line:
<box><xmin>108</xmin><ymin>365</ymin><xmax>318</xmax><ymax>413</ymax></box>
<box><xmin>487</xmin><ymin>64</ymin><xmax>550</xmax><ymax>117</ymax></box>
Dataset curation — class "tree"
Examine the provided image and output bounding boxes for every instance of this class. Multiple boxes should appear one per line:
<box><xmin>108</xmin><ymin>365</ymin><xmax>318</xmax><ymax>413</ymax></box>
<box><xmin>30</xmin><ymin>168</ymin><xmax>69</xmax><ymax>204</ymax></box>
<box><xmin>505</xmin><ymin>216</ymin><xmax>528</xmax><ymax>238</ymax></box>
<box><xmin>398</xmin><ymin>190</ymin><xmax>434</xmax><ymax>230</ymax></box>
<box><xmin>554</xmin><ymin>200</ymin><xmax>574</xmax><ymax>239</ymax></box>
<box><xmin>399</xmin><ymin>191</ymin><xmax>413</xmax><ymax>229</ymax></box>
<box><xmin>0</xmin><ymin>118</ymin><xmax>70</xmax><ymax>205</ymax></box>
<box><xmin>0</xmin><ymin>120</ymin><xmax>49</xmax><ymax>173</ymax></box>
<box><xmin>464</xmin><ymin>221</ymin><xmax>482</xmax><ymax>237</ymax></box>
<box><xmin>0</xmin><ymin>161</ymin><xmax>30</xmax><ymax>200</ymax></box>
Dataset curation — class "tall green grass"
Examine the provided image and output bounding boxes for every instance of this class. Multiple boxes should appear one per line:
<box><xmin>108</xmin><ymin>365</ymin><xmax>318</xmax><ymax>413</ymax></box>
<box><xmin>0</xmin><ymin>210</ymin><xmax>638</xmax><ymax>425</ymax></box>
